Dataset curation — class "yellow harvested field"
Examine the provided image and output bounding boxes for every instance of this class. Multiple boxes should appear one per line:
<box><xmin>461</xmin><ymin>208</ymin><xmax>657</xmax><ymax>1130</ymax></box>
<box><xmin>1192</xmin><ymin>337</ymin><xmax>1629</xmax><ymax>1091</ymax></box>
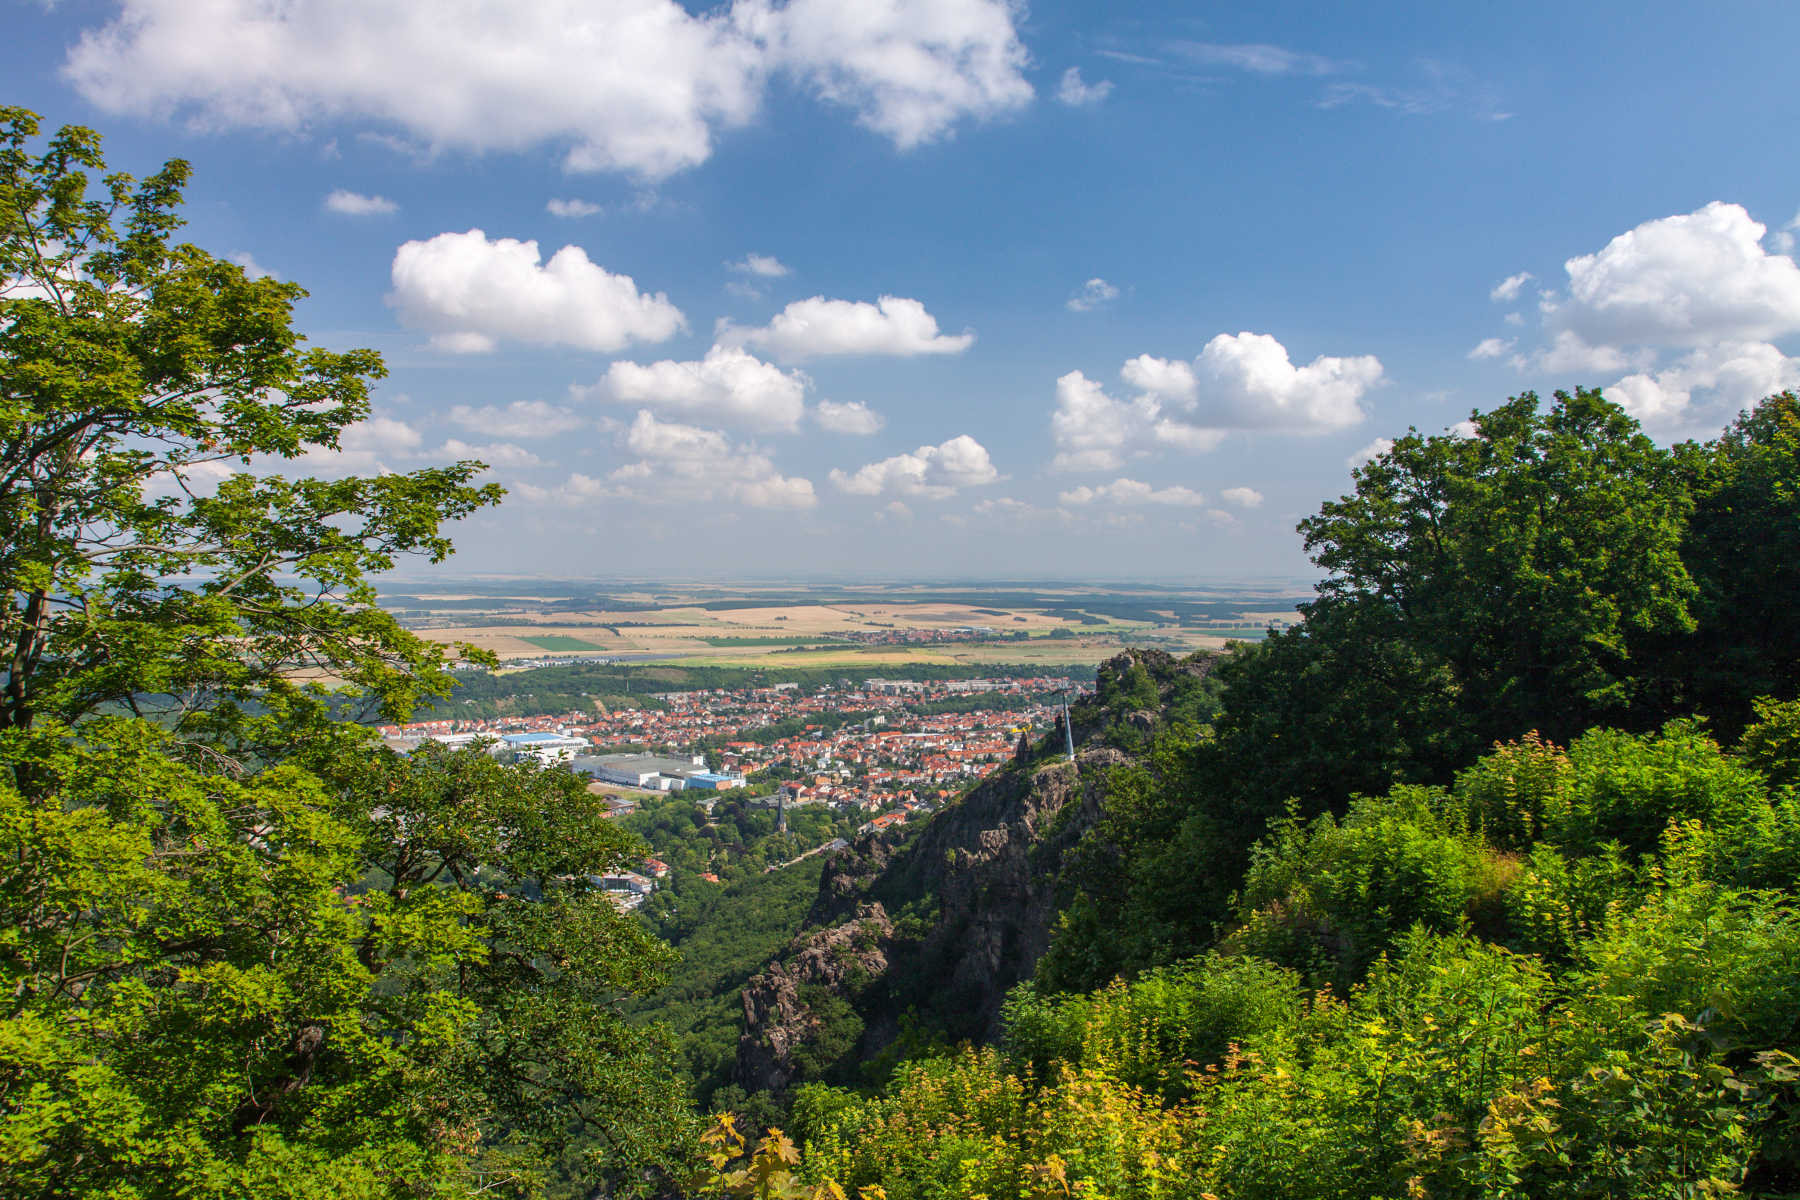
<box><xmin>403</xmin><ymin>592</ymin><xmax>1282</xmax><ymax>668</ymax></box>
<box><xmin>681</xmin><ymin>605</ymin><xmax>858</xmax><ymax>632</ymax></box>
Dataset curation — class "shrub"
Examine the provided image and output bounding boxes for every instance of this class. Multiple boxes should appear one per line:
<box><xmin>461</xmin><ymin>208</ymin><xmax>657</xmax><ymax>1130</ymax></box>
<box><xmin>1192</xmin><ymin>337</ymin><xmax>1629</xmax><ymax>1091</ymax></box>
<box><xmin>1551</xmin><ymin>721</ymin><xmax>1766</xmax><ymax>858</ymax></box>
<box><xmin>1503</xmin><ymin>841</ymin><xmax>1645</xmax><ymax>960</ymax></box>
<box><xmin>1229</xmin><ymin>787</ymin><xmax>1498</xmax><ymax>981</ymax></box>
<box><xmin>1000</xmin><ymin>955</ymin><xmax>1304</xmax><ymax>1100</ymax></box>
<box><xmin>1454</xmin><ymin>731</ymin><xmax>1571</xmax><ymax>850</ymax></box>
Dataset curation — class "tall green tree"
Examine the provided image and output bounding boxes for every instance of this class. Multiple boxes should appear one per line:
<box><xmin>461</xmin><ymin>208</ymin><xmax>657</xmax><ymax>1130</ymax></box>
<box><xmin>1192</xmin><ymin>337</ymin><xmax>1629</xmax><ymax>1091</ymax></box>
<box><xmin>1211</xmin><ymin>389</ymin><xmax>1696</xmax><ymax>821</ymax></box>
<box><xmin>0</xmin><ymin>107</ymin><xmax>691</xmax><ymax>1197</ymax></box>
<box><xmin>1655</xmin><ymin>391</ymin><xmax>1800</xmax><ymax>734</ymax></box>
<box><xmin>0</xmin><ymin>106</ymin><xmax>496</xmax><ymax>744</ymax></box>
<box><xmin>1302</xmin><ymin>388</ymin><xmax>1694</xmax><ymax>741</ymax></box>
<box><xmin>1042</xmin><ymin>392</ymin><xmax>1707</xmax><ymax>983</ymax></box>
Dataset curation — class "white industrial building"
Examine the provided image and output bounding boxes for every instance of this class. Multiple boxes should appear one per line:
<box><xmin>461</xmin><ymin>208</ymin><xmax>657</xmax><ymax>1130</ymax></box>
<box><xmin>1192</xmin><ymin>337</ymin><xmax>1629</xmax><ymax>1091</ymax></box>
<box><xmin>500</xmin><ymin>730</ymin><xmax>590</xmax><ymax>763</ymax></box>
<box><xmin>574</xmin><ymin>752</ymin><xmax>709</xmax><ymax>790</ymax></box>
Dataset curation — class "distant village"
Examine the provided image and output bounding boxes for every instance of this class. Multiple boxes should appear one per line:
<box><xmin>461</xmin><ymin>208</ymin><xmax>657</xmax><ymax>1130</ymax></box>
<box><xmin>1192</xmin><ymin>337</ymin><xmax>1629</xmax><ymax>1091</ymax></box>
<box><xmin>376</xmin><ymin>674</ymin><xmax>1082</xmax><ymax>907</ymax></box>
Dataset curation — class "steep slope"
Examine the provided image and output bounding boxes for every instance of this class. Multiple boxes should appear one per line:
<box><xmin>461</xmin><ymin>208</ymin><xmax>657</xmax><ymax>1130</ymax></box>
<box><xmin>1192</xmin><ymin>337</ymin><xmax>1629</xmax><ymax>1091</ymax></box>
<box><xmin>734</xmin><ymin>649</ymin><xmax>1219</xmax><ymax>1093</ymax></box>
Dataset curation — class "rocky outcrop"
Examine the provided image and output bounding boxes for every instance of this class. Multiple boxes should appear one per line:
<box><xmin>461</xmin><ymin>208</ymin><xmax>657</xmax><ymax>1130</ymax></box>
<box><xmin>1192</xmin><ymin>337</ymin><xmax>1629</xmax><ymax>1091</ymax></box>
<box><xmin>734</xmin><ymin>649</ymin><xmax>1217</xmax><ymax>1093</ymax></box>
<box><xmin>736</xmin><ymin>904</ymin><xmax>892</xmax><ymax>1093</ymax></box>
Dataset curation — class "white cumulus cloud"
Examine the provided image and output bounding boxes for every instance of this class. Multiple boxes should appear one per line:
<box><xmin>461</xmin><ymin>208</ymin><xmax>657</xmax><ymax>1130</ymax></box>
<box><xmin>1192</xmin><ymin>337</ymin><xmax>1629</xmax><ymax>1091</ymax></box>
<box><xmin>623</xmin><ymin>412</ymin><xmax>815</xmax><ymax>508</ymax></box>
<box><xmin>723</xmin><ymin>294</ymin><xmax>973</xmax><ymax>360</ymax></box>
<box><xmin>1468</xmin><ymin>337</ymin><xmax>1514</xmax><ymax>360</ymax></box>
<box><xmin>448</xmin><ymin>400</ymin><xmax>586</xmax><ymax>437</ymax></box>
<box><xmin>971</xmin><ymin>496</ymin><xmax>1037</xmax><ymax>519</ymax></box>
<box><xmin>728</xmin><ymin>252</ymin><xmax>791</xmax><ymax>277</ymax></box>
<box><xmin>1119</xmin><ymin>354</ymin><xmax>1196</xmax><ymax>399</ymax></box>
<box><xmin>1049</xmin><ymin>370</ymin><xmax>1173</xmax><ymax>472</ymax></box>
<box><xmin>1220</xmin><ymin>486</ymin><xmax>1264</xmax><ymax>508</ymax></box>
<box><xmin>582</xmin><ymin>345</ymin><xmax>809</xmax><ymax>433</ymax></box>
<box><xmin>1189</xmin><ymin>332</ymin><xmax>1381</xmax><ymax>432</ymax></box>
<box><xmin>1609</xmin><ymin>341</ymin><xmax>1800</xmax><ymax>433</ymax></box>
<box><xmin>388</xmin><ymin>229</ymin><xmax>684</xmax><ymax>353</ymax></box>
<box><xmin>433</xmin><ymin>439</ymin><xmax>542</xmax><ymax>469</ymax></box>
<box><xmin>1066</xmin><ymin>277</ymin><xmax>1120</xmax><ymax>313</ymax></box>
<box><xmin>735</xmin><ymin>0</ymin><xmax>1033</xmax><ymax>150</ymax></box>
<box><xmin>324</xmin><ymin>189</ymin><xmax>397</xmax><ymax>215</ymax></box>
<box><xmin>1489</xmin><ymin>272</ymin><xmax>1534</xmax><ymax>302</ymax></box>
<box><xmin>813</xmin><ymin>399</ymin><xmax>885</xmax><ymax>435</ymax></box>
<box><xmin>511</xmin><ymin>473</ymin><xmax>614</xmax><ymax>507</ymax></box>
<box><xmin>1056</xmin><ymin>67</ymin><xmax>1112</xmax><ymax>106</ymax></box>
<box><xmin>526</xmin><ymin>411</ymin><xmax>814</xmax><ymax>509</ymax></box>
<box><xmin>1558</xmin><ymin>202</ymin><xmax>1800</xmax><ymax>348</ymax></box>
<box><xmin>546</xmin><ymin>198</ymin><xmax>603</xmax><ymax>218</ymax></box>
<box><xmin>231</xmin><ymin>251</ymin><xmax>276</xmax><ymax>280</ymax></box>
<box><xmin>1058</xmin><ymin>479</ymin><xmax>1206</xmax><ymax>507</ymax></box>
<box><xmin>293</xmin><ymin>416</ymin><xmax>422</xmax><ymax>475</ymax></box>
<box><xmin>1347</xmin><ymin>437</ymin><xmax>1393</xmax><ymax>470</ymax></box>
<box><xmin>1503</xmin><ymin>203</ymin><xmax>1800</xmax><ymax>434</ymax></box>
<box><xmin>829</xmin><ymin>434</ymin><xmax>999</xmax><ymax>499</ymax></box>
<box><xmin>63</xmin><ymin>0</ymin><xmax>1030</xmax><ymax>179</ymax></box>
<box><xmin>1052</xmin><ymin>334</ymin><xmax>1381</xmax><ymax>472</ymax></box>
<box><xmin>1530</xmin><ymin>330</ymin><xmax>1644</xmax><ymax>374</ymax></box>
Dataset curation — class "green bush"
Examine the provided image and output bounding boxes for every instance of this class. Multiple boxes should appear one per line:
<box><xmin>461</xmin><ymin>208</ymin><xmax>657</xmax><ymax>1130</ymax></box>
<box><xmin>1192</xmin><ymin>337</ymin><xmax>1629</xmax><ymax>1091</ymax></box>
<box><xmin>1228</xmin><ymin>787</ymin><xmax>1501</xmax><ymax>981</ymax></box>
<box><xmin>1569</xmin><ymin>884</ymin><xmax>1800</xmax><ymax>1055</ymax></box>
<box><xmin>1454</xmin><ymin>730</ymin><xmax>1570</xmax><ymax>851</ymax></box>
<box><xmin>1503</xmin><ymin>841</ymin><xmax>1644</xmax><ymax>960</ymax></box>
<box><xmin>1000</xmin><ymin>954</ymin><xmax>1303</xmax><ymax>1100</ymax></box>
<box><xmin>1737</xmin><ymin>695</ymin><xmax>1800</xmax><ymax>790</ymax></box>
<box><xmin>1551</xmin><ymin>721</ymin><xmax>1766</xmax><ymax>858</ymax></box>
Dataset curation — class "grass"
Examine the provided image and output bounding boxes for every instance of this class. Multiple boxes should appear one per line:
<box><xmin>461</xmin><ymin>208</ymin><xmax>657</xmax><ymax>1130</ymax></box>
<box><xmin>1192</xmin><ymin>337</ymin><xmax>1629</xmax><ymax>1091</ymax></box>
<box><xmin>520</xmin><ymin>634</ymin><xmax>607</xmax><ymax>652</ymax></box>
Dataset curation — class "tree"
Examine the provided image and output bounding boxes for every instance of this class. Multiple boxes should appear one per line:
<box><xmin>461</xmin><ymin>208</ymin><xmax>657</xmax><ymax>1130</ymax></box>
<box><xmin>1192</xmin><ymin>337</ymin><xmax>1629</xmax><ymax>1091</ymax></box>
<box><xmin>0</xmin><ymin>106</ymin><xmax>498</xmax><ymax>744</ymax></box>
<box><xmin>0</xmin><ymin>107</ymin><xmax>691</xmax><ymax>1196</ymax></box>
<box><xmin>1653</xmin><ymin>391</ymin><xmax>1800</xmax><ymax>734</ymax></box>
<box><xmin>1302</xmin><ymin>389</ymin><xmax>1694</xmax><ymax>742</ymax></box>
<box><xmin>1209</xmin><ymin>389</ymin><xmax>1696</xmax><ymax>822</ymax></box>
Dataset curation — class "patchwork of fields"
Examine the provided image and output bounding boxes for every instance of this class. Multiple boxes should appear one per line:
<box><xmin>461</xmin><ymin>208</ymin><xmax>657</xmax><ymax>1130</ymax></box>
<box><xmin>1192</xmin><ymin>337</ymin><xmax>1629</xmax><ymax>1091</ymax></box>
<box><xmin>387</xmin><ymin>582</ymin><xmax>1310</xmax><ymax>671</ymax></box>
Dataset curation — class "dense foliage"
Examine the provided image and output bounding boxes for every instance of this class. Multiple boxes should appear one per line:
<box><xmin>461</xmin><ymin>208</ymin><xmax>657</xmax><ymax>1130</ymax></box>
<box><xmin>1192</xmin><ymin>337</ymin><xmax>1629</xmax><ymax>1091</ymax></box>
<box><xmin>705</xmin><ymin>391</ymin><xmax>1800</xmax><ymax>1198</ymax></box>
<box><xmin>783</xmin><ymin>711</ymin><xmax>1800</xmax><ymax>1198</ymax></box>
<box><xmin>1042</xmin><ymin>390</ymin><xmax>1800</xmax><ymax>988</ymax></box>
<box><xmin>633</xmin><ymin>858</ymin><xmax>836</xmax><ymax>1104</ymax></box>
<box><xmin>627</xmin><ymin>792</ymin><xmax>855</xmax><ymax>885</ymax></box>
<box><xmin>0</xmin><ymin>108</ymin><xmax>690</xmax><ymax>1197</ymax></box>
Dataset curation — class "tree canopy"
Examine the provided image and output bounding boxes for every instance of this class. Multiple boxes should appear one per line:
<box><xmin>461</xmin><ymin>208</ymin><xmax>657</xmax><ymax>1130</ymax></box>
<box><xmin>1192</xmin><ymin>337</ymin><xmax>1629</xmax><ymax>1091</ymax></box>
<box><xmin>1037</xmin><ymin>387</ymin><xmax>1800</xmax><ymax>991</ymax></box>
<box><xmin>0</xmin><ymin>106</ymin><xmax>691</xmax><ymax>1198</ymax></box>
<box><xmin>1203</xmin><ymin>388</ymin><xmax>1746</xmax><ymax>825</ymax></box>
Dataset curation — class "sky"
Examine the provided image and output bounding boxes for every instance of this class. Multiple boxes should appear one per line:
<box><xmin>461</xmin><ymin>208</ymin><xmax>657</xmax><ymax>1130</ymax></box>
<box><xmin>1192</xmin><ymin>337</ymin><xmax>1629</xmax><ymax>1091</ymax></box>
<box><xmin>9</xmin><ymin>0</ymin><xmax>1800</xmax><ymax>581</ymax></box>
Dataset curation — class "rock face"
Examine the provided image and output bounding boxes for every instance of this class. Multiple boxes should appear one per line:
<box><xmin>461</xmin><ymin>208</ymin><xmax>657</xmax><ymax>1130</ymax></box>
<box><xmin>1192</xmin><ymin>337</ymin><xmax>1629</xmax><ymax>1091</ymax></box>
<box><xmin>734</xmin><ymin>649</ymin><xmax>1217</xmax><ymax>1093</ymax></box>
<box><xmin>737</xmin><ymin>904</ymin><xmax>893</xmax><ymax>1094</ymax></box>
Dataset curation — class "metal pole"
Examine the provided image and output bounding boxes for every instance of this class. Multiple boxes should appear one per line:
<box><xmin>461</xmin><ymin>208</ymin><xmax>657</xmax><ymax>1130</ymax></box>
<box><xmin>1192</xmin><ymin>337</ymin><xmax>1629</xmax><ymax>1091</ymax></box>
<box><xmin>1062</xmin><ymin>690</ymin><xmax>1077</xmax><ymax>770</ymax></box>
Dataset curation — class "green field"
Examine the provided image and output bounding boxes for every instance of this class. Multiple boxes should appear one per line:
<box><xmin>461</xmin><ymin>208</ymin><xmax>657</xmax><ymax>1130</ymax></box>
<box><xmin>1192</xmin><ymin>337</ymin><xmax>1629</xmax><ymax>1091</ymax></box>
<box><xmin>519</xmin><ymin>635</ymin><xmax>606</xmax><ymax>652</ymax></box>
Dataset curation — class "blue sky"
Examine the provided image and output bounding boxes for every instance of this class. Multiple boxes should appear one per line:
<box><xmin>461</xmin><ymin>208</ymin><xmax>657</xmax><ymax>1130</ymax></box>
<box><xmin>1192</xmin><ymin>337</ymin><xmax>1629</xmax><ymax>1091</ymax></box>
<box><xmin>10</xmin><ymin>1</ymin><xmax>1800</xmax><ymax>580</ymax></box>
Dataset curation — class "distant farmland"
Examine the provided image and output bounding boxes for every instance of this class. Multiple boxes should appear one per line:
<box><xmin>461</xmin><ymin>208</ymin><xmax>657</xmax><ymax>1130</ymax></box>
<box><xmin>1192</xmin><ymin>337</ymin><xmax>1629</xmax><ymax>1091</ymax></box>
<box><xmin>397</xmin><ymin>583</ymin><xmax>1310</xmax><ymax>669</ymax></box>
<box><xmin>520</xmin><ymin>635</ymin><xmax>607</xmax><ymax>652</ymax></box>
